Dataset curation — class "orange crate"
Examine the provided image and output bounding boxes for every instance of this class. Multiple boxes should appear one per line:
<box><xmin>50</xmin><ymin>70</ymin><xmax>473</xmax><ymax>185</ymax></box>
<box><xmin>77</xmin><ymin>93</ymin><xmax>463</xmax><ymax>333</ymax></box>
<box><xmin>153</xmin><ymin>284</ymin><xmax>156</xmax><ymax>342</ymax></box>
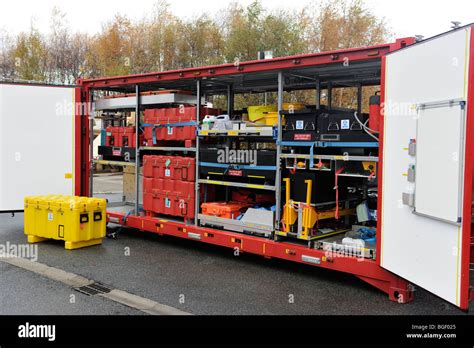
<box><xmin>201</xmin><ymin>201</ymin><xmax>249</xmax><ymax>219</ymax></box>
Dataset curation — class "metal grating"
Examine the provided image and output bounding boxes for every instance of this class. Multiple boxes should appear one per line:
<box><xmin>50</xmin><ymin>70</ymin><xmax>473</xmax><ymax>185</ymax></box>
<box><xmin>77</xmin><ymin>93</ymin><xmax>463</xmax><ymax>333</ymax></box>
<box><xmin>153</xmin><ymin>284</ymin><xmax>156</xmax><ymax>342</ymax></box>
<box><xmin>75</xmin><ymin>282</ymin><xmax>113</xmax><ymax>296</ymax></box>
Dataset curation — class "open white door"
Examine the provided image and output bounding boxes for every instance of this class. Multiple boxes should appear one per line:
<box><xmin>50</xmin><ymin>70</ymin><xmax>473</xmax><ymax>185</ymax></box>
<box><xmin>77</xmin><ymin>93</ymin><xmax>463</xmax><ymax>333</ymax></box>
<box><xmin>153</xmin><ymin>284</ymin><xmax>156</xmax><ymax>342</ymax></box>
<box><xmin>0</xmin><ymin>83</ymin><xmax>76</xmax><ymax>212</ymax></box>
<box><xmin>381</xmin><ymin>27</ymin><xmax>473</xmax><ymax>309</ymax></box>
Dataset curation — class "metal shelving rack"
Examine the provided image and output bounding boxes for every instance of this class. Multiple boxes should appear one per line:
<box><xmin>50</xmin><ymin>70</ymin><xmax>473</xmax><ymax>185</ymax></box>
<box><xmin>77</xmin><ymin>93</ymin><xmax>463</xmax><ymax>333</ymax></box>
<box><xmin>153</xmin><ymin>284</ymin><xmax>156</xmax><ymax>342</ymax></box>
<box><xmin>90</xmin><ymin>87</ymin><xmax>202</xmax><ymax>216</ymax></box>
<box><xmin>91</xmin><ymin>72</ymin><xmax>379</xmax><ymax>236</ymax></box>
<box><xmin>195</xmin><ymin>74</ymin><xmax>283</xmax><ymax>235</ymax></box>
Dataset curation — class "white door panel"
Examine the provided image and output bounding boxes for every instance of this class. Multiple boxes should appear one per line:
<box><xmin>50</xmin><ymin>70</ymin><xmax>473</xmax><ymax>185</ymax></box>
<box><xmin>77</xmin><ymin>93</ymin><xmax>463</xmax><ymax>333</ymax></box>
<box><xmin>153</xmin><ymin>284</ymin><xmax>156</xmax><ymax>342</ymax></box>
<box><xmin>381</xmin><ymin>28</ymin><xmax>471</xmax><ymax>307</ymax></box>
<box><xmin>0</xmin><ymin>84</ymin><xmax>75</xmax><ymax>211</ymax></box>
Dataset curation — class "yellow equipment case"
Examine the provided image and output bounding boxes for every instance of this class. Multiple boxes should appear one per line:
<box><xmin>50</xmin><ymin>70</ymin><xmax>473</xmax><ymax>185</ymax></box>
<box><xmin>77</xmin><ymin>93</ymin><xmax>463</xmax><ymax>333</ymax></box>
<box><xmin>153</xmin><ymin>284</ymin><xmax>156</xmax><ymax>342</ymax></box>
<box><xmin>24</xmin><ymin>195</ymin><xmax>107</xmax><ymax>250</ymax></box>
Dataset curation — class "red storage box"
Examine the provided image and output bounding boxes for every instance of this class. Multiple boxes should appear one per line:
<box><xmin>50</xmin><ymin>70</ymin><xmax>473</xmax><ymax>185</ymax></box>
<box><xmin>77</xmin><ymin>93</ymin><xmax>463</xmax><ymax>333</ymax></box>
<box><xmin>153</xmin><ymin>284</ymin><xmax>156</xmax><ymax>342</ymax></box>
<box><xmin>105</xmin><ymin>127</ymin><xmax>118</xmax><ymax>146</ymax></box>
<box><xmin>118</xmin><ymin>127</ymin><xmax>135</xmax><ymax>147</ymax></box>
<box><xmin>106</xmin><ymin>127</ymin><xmax>144</xmax><ymax>148</ymax></box>
<box><xmin>143</xmin><ymin>190</ymin><xmax>195</xmax><ymax>219</ymax></box>
<box><xmin>143</xmin><ymin>177</ymin><xmax>194</xmax><ymax>196</ymax></box>
<box><xmin>143</xmin><ymin>156</ymin><xmax>196</xmax><ymax>182</ymax></box>
<box><xmin>201</xmin><ymin>201</ymin><xmax>249</xmax><ymax>219</ymax></box>
<box><xmin>144</xmin><ymin>125</ymin><xmax>196</xmax><ymax>143</ymax></box>
<box><xmin>144</xmin><ymin>107</ymin><xmax>221</xmax><ymax>125</ymax></box>
<box><xmin>143</xmin><ymin>191</ymin><xmax>164</xmax><ymax>214</ymax></box>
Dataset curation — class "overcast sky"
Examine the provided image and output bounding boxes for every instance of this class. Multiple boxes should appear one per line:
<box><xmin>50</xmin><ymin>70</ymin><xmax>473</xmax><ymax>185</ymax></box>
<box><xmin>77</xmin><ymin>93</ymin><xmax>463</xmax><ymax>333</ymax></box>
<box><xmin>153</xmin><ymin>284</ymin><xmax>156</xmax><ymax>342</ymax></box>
<box><xmin>1</xmin><ymin>0</ymin><xmax>473</xmax><ymax>40</ymax></box>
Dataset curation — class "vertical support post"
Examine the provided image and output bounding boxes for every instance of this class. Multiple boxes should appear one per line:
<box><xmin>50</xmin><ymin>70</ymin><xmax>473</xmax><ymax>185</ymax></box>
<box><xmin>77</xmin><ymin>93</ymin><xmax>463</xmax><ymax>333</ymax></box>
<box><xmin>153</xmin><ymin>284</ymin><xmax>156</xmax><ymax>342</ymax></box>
<box><xmin>135</xmin><ymin>85</ymin><xmax>141</xmax><ymax>216</ymax></box>
<box><xmin>227</xmin><ymin>85</ymin><xmax>234</xmax><ymax>116</ymax></box>
<box><xmin>195</xmin><ymin>79</ymin><xmax>202</xmax><ymax>225</ymax></box>
<box><xmin>89</xmin><ymin>91</ymin><xmax>95</xmax><ymax>197</ymax></box>
<box><xmin>315</xmin><ymin>80</ymin><xmax>321</xmax><ymax>110</ymax></box>
<box><xmin>357</xmin><ymin>84</ymin><xmax>363</xmax><ymax>114</ymax></box>
<box><xmin>327</xmin><ymin>82</ymin><xmax>333</xmax><ymax>111</ymax></box>
<box><xmin>275</xmin><ymin>71</ymin><xmax>284</xmax><ymax>231</ymax></box>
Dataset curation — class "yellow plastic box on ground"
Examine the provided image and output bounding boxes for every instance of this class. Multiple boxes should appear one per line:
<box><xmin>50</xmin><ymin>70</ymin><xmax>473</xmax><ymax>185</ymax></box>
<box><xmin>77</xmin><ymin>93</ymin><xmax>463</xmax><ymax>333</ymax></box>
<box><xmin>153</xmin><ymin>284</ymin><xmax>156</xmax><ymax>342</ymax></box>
<box><xmin>24</xmin><ymin>195</ymin><xmax>107</xmax><ymax>250</ymax></box>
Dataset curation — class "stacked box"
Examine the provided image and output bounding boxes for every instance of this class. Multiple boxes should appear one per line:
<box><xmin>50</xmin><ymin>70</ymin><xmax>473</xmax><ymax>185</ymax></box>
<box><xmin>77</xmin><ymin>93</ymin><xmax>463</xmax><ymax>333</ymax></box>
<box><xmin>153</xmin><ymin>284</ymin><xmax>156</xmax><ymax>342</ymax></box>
<box><xmin>144</xmin><ymin>106</ymin><xmax>220</xmax><ymax>124</ymax></box>
<box><xmin>105</xmin><ymin>127</ymin><xmax>144</xmax><ymax>148</ymax></box>
<box><xmin>143</xmin><ymin>126</ymin><xmax>196</xmax><ymax>143</ymax></box>
<box><xmin>142</xmin><ymin>155</ymin><xmax>196</xmax><ymax>182</ymax></box>
<box><xmin>142</xmin><ymin>155</ymin><xmax>196</xmax><ymax>219</ymax></box>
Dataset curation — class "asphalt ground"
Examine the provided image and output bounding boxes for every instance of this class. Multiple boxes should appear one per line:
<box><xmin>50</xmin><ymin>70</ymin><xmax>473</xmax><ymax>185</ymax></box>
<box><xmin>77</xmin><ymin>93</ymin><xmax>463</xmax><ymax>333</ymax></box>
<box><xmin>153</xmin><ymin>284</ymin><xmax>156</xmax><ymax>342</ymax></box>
<box><xmin>0</xmin><ymin>173</ymin><xmax>471</xmax><ymax>315</ymax></box>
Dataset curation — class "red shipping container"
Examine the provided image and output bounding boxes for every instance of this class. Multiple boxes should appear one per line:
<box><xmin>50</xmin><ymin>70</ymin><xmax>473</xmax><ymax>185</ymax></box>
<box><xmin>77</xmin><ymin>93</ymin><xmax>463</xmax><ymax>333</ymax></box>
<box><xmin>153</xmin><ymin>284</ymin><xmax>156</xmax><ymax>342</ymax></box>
<box><xmin>143</xmin><ymin>156</ymin><xmax>196</xmax><ymax>182</ymax></box>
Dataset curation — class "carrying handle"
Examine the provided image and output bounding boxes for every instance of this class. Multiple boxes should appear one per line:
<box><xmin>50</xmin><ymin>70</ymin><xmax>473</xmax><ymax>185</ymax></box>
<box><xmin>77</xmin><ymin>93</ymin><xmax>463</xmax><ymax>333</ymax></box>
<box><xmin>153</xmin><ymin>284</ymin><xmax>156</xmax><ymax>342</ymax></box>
<box><xmin>80</xmin><ymin>213</ymin><xmax>89</xmax><ymax>223</ymax></box>
<box><xmin>180</xmin><ymin>200</ymin><xmax>188</xmax><ymax>216</ymax></box>
<box><xmin>182</xmin><ymin>166</ymin><xmax>188</xmax><ymax>180</ymax></box>
<box><xmin>94</xmin><ymin>212</ymin><xmax>103</xmax><ymax>221</ymax></box>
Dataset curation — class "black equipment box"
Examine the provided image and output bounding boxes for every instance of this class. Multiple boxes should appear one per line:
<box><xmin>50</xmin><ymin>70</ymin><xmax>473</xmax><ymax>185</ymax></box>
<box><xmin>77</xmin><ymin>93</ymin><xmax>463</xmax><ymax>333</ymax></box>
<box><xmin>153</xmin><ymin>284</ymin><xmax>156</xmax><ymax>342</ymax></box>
<box><xmin>317</xmin><ymin>111</ymin><xmax>376</xmax><ymax>143</ymax></box>
<box><xmin>289</xmin><ymin>171</ymin><xmax>348</xmax><ymax>204</ymax></box>
<box><xmin>98</xmin><ymin>146</ymin><xmax>136</xmax><ymax>161</ymax></box>
<box><xmin>200</xmin><ymin>148</ymin><xmax>276</xmax><ymax>180</ymax></box>
<box><xmin>282</xmin><ymin>110</ymin><xmax>318</xmax><ymax>142</ymax></box>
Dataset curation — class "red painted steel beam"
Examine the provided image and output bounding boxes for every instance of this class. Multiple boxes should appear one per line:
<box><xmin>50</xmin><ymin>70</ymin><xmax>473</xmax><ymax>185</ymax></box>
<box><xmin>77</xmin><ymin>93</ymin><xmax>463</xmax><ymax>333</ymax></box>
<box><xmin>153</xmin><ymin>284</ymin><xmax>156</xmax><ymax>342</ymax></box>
<box><xmin>107</xmin><ymin>211</ymin><xmax>414</xmax><ymax>303</ymax></box>
<box><xmin>460</xmin><ymin>26</ymin><xmax>474</xmax><ymax>310</ymax></box>
<box><xmin>82</xmin><ymin>88</ymin><xmax>91</xmax><ymax>196</ymax></box>
<box><xmin>74</xmin><ymin>87</ymin><xmax>83</xmax><ymax>196</ymax></box>
<box><xmin>79</xmin><ymin>38</ymin><xmax>414</xmax><ymax>90</ymax></box>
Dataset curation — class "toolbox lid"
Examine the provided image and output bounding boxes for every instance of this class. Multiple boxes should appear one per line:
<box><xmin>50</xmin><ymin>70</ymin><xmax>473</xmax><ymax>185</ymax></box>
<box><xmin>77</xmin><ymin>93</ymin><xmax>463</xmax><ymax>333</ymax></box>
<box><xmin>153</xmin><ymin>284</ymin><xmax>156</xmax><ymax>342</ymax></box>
<box><xmin>24</xmin><ymin>195</ymin><xmax>106</xmax><ymax>210</ymax></box>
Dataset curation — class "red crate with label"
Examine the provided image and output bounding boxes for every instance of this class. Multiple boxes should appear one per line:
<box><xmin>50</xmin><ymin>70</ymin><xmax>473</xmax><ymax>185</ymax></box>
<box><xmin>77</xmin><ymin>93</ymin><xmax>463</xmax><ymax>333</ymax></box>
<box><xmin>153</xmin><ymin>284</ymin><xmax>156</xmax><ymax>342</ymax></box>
<box><xmin>144</xmin><ymin>125</ymin><xmax>196</xmax><ymax>142</ymax></box>
<box><xmin>143</xmin><ymin>190</ymin><xmax>195</xmax><ymax>219</ymax></box>
<box><xmin>143</xmin><ymin>156</ymin><xmax>196</xmax><ymax>182</ymax></box>
<box><xmin>143</xmin><ymin>177</ymin><xmax>194</xmax><ymax>197</ymax></box>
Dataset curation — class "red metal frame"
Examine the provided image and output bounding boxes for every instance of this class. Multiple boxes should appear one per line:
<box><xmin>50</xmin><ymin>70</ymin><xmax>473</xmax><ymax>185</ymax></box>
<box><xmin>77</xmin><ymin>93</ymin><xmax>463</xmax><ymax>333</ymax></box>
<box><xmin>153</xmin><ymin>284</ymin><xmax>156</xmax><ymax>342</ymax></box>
<box><xmin>80</xmin><ymin>39</ymin><xmax>413</xmax><ymax>90</ymax></box>
<box><xmin>376</xmin><ymin>55</ymin><xmax>387</xmax><ymax>268</ymax></box>
<box><xmin>74</xmin><ymin>87</ymin><xmax>83</xmax><ymax>196</ymax></box>
<box><xmin>460</xmin><ymin>28</ymin><xmax>474</xmax><ymax>310</ymax></box>
<box><xmin>77</xmin><ymin>38</ymin><xmax>426</xmax><ymax>304</ymax></box>
<box><xmin>78</xmin><ymin>87</ymin><xmax>91</xmax><ymax>197</ymax></box>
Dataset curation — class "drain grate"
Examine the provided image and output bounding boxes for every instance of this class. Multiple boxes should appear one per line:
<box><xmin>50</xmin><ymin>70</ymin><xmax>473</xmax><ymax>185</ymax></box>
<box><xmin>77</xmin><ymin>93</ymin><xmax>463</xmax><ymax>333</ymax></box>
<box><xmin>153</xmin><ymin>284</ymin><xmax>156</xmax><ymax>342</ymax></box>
<box><xmin>75</xmin><ymin>282</ymin><xmax>113</xmax><ymax>296</ymax></box>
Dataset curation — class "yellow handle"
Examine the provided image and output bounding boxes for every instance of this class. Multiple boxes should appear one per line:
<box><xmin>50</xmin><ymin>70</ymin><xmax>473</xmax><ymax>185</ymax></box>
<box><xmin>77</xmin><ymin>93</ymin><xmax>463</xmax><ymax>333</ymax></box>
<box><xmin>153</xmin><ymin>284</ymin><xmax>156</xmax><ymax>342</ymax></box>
<box><xmin>283</xmin><ymin>178</ymin><xmax>291</xmax><ymax>205</ymax></box>
<box><xmin>305</xmin><ymin>180</ymin><xmax>312</xmax><ymax>206</ymax></box>
<box><xmin>283</xmin><ymin>178</ymin><xmax>291</xmax><ymax>232</ymax></box>
<box><xmin>302</xmin><ymin>180</ymin><xmax>313</xmax><ymax>238</ymax></box>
